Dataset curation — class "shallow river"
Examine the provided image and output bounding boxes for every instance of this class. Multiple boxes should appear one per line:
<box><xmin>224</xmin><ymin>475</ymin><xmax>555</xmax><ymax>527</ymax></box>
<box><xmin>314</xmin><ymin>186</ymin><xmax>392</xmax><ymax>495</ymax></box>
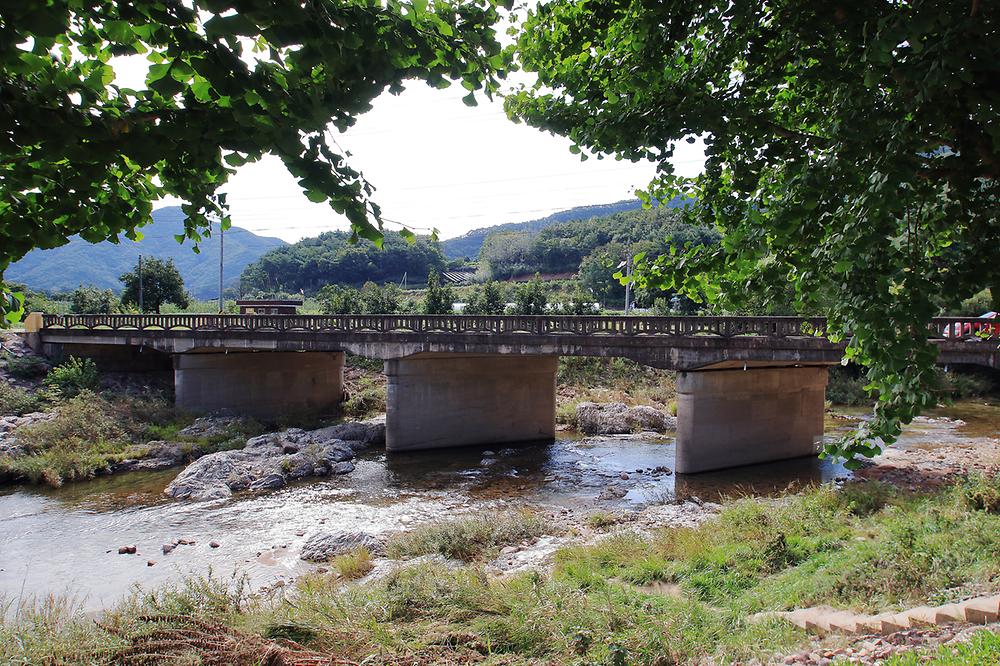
<box><xmin>1</xmin><ymin>401</ymin><xmax>997</xmax><ymax>610</ymax></box>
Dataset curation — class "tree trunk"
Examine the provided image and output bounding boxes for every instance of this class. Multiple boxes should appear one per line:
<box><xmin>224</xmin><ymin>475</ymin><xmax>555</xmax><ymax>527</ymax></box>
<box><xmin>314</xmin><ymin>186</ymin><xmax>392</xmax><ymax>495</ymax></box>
<box><xmin>991</xmin><ymin>279</ymin><xmax>1000</xmax><ymax>313</ymax></box>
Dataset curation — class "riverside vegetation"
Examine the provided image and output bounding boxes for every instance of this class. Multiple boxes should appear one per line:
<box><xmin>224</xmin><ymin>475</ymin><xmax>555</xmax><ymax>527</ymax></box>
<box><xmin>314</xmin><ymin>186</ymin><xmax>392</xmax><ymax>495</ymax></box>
<box><xmin>3</xmin><ymin>478</ymin><xmax>1000</xmax><ymax>664</ymax></box>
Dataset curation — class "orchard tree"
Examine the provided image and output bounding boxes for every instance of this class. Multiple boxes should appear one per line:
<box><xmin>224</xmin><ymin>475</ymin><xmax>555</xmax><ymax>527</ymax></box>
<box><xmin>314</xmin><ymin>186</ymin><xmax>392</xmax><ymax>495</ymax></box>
<box><xmin>423</xmin><ymin>268</ymin><xmax>455</xmax><ymax>314</ymax></box>
<box><xmin>507</xmin><ymin>0</ymin><xmax>1000</xmax><ymax>465</ymax></box>
<box><xmin>0</xmin><ymin>0</ymin><xmax>511</xmax><ymax>323</ymax></box>
<box><xmin>120</xmin><ymin>258</ymin><xmax>189</xmax><ymax>313</ymax></box>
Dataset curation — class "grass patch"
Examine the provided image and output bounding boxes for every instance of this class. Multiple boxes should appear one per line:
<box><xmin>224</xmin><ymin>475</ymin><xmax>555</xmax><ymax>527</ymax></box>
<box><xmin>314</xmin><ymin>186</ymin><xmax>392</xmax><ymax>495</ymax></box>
<box><xmin>586</xmin><ymin>510</ymin><xmax>619</xmax><ymax>529</ymax></box>
<box><xmin>386</xmin><ymin>511</ymin><xmax>545</xmax><ymax>561</ymax></box>
<box><xmin>331</xmin><ymin>547</ymin><xmax>374</xmax><ymax>580</ymax></box>
<box><xmin>342</xmin><ymin>373</ymin><xmax>386</xmax><ymax>419</ymax></box>
<box><xmin>884</xmin><ymin>630</ymin><xmax>1000</xmax><ymax>665</ymax></box>
<box><xmin>0</xmin><ymin>390</ymin><xmax>178</xmax><ymax>486</ymax></box>
<box><xmin>0</xmin><ymin>380</ymin><xmax>40</xmax><ymax>416</ymax></box>
<box><xmin>5</xmin><ymin>481</ymin><xmax>1000</xmax><ymax>665</ymax></box>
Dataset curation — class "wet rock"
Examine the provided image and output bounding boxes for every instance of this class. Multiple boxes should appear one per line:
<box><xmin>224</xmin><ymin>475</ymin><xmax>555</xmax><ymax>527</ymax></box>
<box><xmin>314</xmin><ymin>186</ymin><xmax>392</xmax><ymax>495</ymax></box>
<box><xmin>164</xmin><ymin>420</ymin><xmax>378</xmax><ymax>501</ymax></box>
<box><xmin>147</xmin><ymin>560</ymin><xmax>156</xmax><ymax>567</ymax></box>
<box><xmin>162</xmin><ymin>543</ymin><xmax>176</xmax><ymax>555</ymax></box>
<box><xmin>118</xmin><ymin>545</ymin><xmax>137</xmax><ymax>555</ymax></box>
<box><xmin>209</xmin><ymin>541</ymin><xmax>220</xmax><ymax>548</ymax></box>
<box><xmin>576</xmin><ymin>402</ymin><xmax>676</xmax><ymax>435</ymax></box>
<box><xmin>300</xmin><ymin>531</ymin><xmax>384</xmax><ymax>562</ymax></box>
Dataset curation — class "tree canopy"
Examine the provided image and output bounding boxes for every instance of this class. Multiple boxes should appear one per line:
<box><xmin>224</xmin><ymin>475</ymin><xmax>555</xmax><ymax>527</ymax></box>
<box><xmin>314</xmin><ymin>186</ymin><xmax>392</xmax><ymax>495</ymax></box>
<box><xmin>0</xmin><ymin>0</ymin><xmax>510</xmax><ymax>322</ymax></box>
<box><xmin>120</xmin><ymin>257</ymin><xmax>189</xmax><ymax>313</ymax></box>
<box><xmin>240</xmin><ymin>230</ymin><xmax>445</xmax><ymax>294</ymax></box>
<box><xmin>507</xmin><ymin>0</ymin><xmax>1000</xmax><ymax>465</ymax></box>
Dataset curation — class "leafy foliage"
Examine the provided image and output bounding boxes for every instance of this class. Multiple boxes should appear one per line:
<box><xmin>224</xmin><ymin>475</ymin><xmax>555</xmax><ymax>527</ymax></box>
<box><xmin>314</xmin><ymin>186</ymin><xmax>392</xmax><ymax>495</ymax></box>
<box><xmin>462</xmin><ymin>280</ymin><xmax>507</xmax><ymax>314</ymax></box>
<box><xmin>510</xmin><ymin>277</ymin><xmax>548</xmax><ymax>315</ymax></box>
<box><xmin>507</xmin><ymin>0</ymin><xmax>1000</xmax><ymax>464</ymax></box>
<box><xmin>43</xmin><ymin>357</ymin><xmax>100</xmax><ymax>399</ymax></box>
<box><xmin>422</xmin><ymin>268</ymin><xmax>455</xmax><ymax>314</ymax></box>
<box><xmin>120</xmin><ymin>257</ymin><xmax>189</xmax><ymax>313</ymax></box>
<box><xmin>1</xmin><ymin>0</ymin><xmax>511</xmax><ymax>322</ymax></box>
<box><xmin>69</xmin><ymin>286</ymin><xmax>121</xmax><ymax>314</ymax></box>
<box><xmin>316</xmin><ymin>281</ymin><xmax>409</xmax><ymax>315</ymax></box>
<box><xmin>240</xmin><ymin>230</ymin><xmax>444</xmax><ymax>294</ymax></box>
<box><xmin>1</xmin><ymin>353</ymin><xmax>50</xmax><ymax>380</ymax></box>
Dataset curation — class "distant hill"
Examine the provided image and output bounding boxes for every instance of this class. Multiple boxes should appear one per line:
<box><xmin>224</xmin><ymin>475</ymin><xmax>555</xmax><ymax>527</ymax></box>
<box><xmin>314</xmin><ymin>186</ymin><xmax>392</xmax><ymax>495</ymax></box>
<box><xmin>440</xmin><ymin>197</ymin><xmax>690</xmax><ymax>260</ymax></box>
<box><xmin>6</xmin><ymin>206</ymin><xmax>286</xmax><ymax>298</ymax></box>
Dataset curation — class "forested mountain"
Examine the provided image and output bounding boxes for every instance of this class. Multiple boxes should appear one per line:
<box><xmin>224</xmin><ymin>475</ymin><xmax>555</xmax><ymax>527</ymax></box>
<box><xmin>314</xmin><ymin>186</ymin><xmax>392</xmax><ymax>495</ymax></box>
<box><xmin>240</xmin><ymin>230</ymin><xmax>445</xmax><ymax>294</ymax></box>
<box><xmin>5</xmin><ymin>207</ymin><xmax>285</xmax><ymax>298</ymax></box>
<box><xmin>440</xmin><ymin>196</ymin><xmax>691</xmax><ymax>260</ymax></box>
<box><xmin>478</xmin><ymin>206</ymin><xmax>720</xmax><ymax>281</ymax></box>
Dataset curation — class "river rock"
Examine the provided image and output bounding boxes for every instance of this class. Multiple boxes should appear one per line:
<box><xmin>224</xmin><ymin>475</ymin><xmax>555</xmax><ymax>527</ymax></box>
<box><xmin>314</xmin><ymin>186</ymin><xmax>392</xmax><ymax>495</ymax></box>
<box><xmin>164</xmin><ymin>420</ymin><xmax>380</xmax><ymax>501</ymax></box>
<box><xmin>575</xmin><ymin>402</ymin><xmax>676</xmax><ymax>435</ymax></box>
<box><xmin>116</xmin><ymin>441</ymin><xmax>189</xmax><ymax>472</ymax></box>
<box><xmin>177</xmin><ymin>416</ymin><xmax>251</xmax><ymax>439</ymax></box>
<box><xmin>300</xmin><ymin>531</ymin><xmax>384</xmax><ymax>562</ymax></box>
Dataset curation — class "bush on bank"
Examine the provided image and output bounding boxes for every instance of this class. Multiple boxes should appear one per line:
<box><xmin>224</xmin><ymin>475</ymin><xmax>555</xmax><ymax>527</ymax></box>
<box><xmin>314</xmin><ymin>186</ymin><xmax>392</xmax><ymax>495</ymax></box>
<box><xmin>4</xmin><ymin>478</ymin><xmax>1000</xmax><ymax>665</ymax></box>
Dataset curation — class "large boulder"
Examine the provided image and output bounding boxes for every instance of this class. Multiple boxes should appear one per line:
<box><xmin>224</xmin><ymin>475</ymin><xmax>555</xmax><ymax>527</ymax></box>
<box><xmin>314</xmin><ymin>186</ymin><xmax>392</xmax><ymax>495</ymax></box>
<box><xmin>164</xmin><ymin>420</ymin><xmax>380</xmax><ymax>501</ymax></box>
<box><xmin>300</xmin><ymin>531</ymin><xmax>384</xmax><ymax>562</ymax></box>
<box><xmin>576</xmin><ymin>402</ymin><xmax>676</xmax><ymax>435</ymax></box>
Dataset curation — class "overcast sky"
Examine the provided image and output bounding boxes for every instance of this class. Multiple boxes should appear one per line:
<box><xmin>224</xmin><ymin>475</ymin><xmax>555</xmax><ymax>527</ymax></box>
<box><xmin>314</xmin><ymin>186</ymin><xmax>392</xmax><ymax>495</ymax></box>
<box><xmin>214</xmin><ymin>83</ymin><xmax>706</xmax><ymax>243</ymax></box>
<box><xmin>114</xmin><ymin>50</ymin><xmax>705</xmax><ymax>244</ymax></box>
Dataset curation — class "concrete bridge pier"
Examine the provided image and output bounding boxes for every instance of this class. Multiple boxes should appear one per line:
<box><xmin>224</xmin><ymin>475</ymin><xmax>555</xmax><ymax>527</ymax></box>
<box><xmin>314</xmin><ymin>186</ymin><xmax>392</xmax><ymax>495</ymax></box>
<box><xmin>174</xmin><ymin>351</ymin><xmax>344</xmax><ymax>418</ymax></box>
<box><xmin>384</xmin><ymin>354</ymin><xmax>557</xmax><ymax>452</ymax></box>
<box><xmin>674</xmin><ymin>366</ymin><xmax>829</xmax><ymax>474</ymax></box>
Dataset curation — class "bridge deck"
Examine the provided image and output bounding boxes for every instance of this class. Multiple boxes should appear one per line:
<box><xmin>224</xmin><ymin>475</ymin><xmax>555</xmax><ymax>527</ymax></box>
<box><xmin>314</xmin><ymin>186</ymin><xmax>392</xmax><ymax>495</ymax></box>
<box><xmin>29</xmin><ymin>313</ymin><xmax>999</xmax><ymax>371</ymax></box>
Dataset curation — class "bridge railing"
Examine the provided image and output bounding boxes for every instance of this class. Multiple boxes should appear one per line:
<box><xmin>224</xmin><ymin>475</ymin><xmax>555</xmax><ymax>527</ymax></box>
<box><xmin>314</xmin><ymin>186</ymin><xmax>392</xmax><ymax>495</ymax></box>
<box><xmin>34</xmin><ymin>313</ymin><xmax>999</xmax><ymax>341</ymax></box>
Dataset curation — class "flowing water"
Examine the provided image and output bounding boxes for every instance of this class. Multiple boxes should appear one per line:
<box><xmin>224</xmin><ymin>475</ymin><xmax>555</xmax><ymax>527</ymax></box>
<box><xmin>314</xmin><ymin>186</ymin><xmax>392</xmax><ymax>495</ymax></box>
<box><xmin>1</xmin><ymin>401</ymin><xmax>997</xmax><ymax>611</ymax></box>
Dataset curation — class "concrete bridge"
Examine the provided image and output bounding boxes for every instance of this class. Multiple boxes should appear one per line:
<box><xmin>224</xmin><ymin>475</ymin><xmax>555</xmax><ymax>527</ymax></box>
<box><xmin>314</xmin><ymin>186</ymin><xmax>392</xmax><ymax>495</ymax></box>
<box><xmin>24</xmin><ymin>313</ymin><xmax>999</xmax><ymax>473</ymax></box>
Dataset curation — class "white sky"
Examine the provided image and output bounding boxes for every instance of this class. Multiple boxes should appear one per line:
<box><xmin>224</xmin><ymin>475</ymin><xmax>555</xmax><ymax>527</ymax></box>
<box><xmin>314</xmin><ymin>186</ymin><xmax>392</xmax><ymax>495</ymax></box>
<box><xmin>214</xmin><ymin>83</ymin><xmax>706</xmax><ymax>243</ymax></box>
<box><xmin>113</xmin><ymin>45</ymin><xmax>705</xmax><ymax>244</ymax></box>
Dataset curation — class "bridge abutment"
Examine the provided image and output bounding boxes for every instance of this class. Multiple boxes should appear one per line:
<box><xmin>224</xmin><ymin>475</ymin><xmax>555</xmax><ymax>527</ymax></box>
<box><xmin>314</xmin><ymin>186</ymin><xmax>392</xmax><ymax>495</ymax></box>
<box><xmin>174</xmin><ymin>351</ymin><xmax>344</xmax><ymax>417</ymax></box>
<box><xmin>675</xmin><ymin>366</ymin><xmax>829</xmax><ymax>473</ymax></box>
<box><xmin>384</xmin><ymin>354</ymin><xmax>557</xmax><ymax>452</ymax></box>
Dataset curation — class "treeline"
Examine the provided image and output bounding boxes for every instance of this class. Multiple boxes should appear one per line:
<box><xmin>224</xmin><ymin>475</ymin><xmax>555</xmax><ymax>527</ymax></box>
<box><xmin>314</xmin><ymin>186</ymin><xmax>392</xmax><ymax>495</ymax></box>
<box><xmin>477</xmin><ymin>207</ymin><xmax>720</xmax><ymax>281</ymax></box>
<box><xmin>240</xmin><ymin>231</ymin><xmax>445</xmax><ymax>295</ymax></box>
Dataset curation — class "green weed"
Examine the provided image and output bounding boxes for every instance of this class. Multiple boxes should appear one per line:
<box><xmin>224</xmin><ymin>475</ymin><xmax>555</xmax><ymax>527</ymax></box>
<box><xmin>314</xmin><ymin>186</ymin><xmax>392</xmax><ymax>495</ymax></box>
<box><xmin>386</xmin><ymin>511</ymin><xmax>545</xmax><ymax>562</ymax></box>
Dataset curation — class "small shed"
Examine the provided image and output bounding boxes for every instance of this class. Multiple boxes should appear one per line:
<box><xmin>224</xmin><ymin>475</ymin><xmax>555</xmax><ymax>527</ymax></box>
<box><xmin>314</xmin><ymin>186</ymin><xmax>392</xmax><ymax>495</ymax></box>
<box><xmin>236</xmin><ymin>298</ymin><xmax>303</xmax><ymax>315</ymax></box>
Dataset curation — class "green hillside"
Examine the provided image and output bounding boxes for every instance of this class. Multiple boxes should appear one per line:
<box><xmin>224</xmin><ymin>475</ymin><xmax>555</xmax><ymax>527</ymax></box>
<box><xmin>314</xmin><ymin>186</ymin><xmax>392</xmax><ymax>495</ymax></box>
<box><xmin>5</xmin><ymin>207</ymin><xmax>286</xmax><ymax>298</ymax></box>
<box><xmin>440</xmin><ymin>196</ymin><xmax>691</xmax><ymax>260</ymax></box>
<box><xmin>240</xmin><ymin>230</ymin><xmax>445</xmax><ymax>294</ymax></box>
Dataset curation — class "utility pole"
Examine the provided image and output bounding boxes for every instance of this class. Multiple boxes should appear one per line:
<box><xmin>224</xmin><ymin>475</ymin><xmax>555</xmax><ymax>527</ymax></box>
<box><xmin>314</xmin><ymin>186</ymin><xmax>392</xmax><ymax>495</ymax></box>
<box><xmin>137</xmin><ymin>254</ymin><xmax>144</xmax><ymax>313</ymax></box>
<box><xmin>624</xmin><ymin>249</ymin><xmax>633</xmax><ymax>314</ymax></box>
<box><xmin>218</xmin><ymin>221</ymin><xmax>225</xmax><ymax>313</ymax></box>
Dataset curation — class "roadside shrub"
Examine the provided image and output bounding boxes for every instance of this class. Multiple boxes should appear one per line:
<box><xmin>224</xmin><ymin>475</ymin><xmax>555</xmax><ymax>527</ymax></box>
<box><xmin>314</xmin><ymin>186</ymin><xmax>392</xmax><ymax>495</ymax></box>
<box><xmin>0</xmin><ymin>380</ymin><xmax>40</xmax><ymax>416</ymax></box>
<box><xmin>43</xmin><ymin>357</ymin><xmax>99</xmax><ymax>398</ymax></box>
<box><xmin>387</xmin><ymin>511</ymin><xmax>544</xmax><ymax>561</ymax></box>
<box><xmin>2</xmin><ymin>353</ymin><xmax>49</xmax><ymax>380</ymax></box>
<box><xmin>934</xmin><ymin>369</ymin><xmax>996</xmax><ymax>400</ymax></box>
